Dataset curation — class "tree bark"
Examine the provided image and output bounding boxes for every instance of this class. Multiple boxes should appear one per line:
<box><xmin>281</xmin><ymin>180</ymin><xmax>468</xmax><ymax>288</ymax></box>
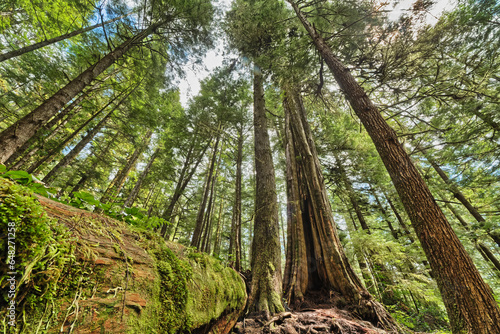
<box><xmin>246</xmin><ymin>70</ymin><xmax>284</xmax><ymax>317</ymax></box>
<box><xmin>287</xmin><ymin>2</ymin><xmax>500</xmax><ymax>332</ymax></box>
<box><xmin>0</xmin><ymin>15</ymin><xmax>129</xmax><ymax>62</ymax></box>
<box><xmin>0</xmin><ymin>22</ymin><xmax>161</xmax><ymax>163</ymax></box>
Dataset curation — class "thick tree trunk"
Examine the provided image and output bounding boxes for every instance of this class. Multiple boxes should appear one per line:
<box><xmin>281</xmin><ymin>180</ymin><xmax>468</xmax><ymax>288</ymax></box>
<box><xmin>247</xmin><ymin>70</ymin><xmax>284</xmax><ymax>317</ymax></box>
<box><xmin>282</xmin><ymin>88</ymin><xmax>398</xmax><ymax>330</ymax></box>
<box><xmin>0</xmin><ymin>22</ymin><xmax>160</xmax><ymax>163</ymax></box>
<box><xmin>0</xmin><ymin>15</ymin><xmax>128</xmax><ymax>62</ymax></box>
<box><xmin>229</xmin><ymin>125</ymin><xmax>243</xmax><ymax>271</ymax></box>
<box><xmin>123</xmin><ymin>148</ymin><xmax>160</xmax><ymax>208</ymax></box>
<box><xmin>287</xmin><ymin>2</ymin><xmax>500</xmax><ymax>332</ymax></box>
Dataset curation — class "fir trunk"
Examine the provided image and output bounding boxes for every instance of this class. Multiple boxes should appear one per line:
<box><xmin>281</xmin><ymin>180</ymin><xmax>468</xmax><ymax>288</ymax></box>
<box><xmin>123</xmin><ymin>148</ymin><xmax>160</xmax><ymax>208</ymax></box>
<box><xmin>429</xmin><ymin>159</ymin><xmax>500</xmax><ymax>248</ymax></box>
<box><xmin>161</xmin><ymin>139</ymin><xmax>209</xmax><ymax>237</ymax></box>
<box><xmin>100</xmin><ymin>130</ymin><xmax>152</xmax><ymax>204</ymax></box>
<box><xmin>191</xmin><ymin>133</ymin><xmax>221</xmax><ymax>249</ymax></box>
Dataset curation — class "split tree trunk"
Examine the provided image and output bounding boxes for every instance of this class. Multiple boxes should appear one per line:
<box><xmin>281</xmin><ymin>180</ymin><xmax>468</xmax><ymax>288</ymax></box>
<box><xmin>287</xmin><ymin>2</ymin><xmax>500</xmax><ymax>332</ymax></box>
<box><xmin>100</xmin><ymin>130</ymin><xmax>153</xmax><ymax>205</ymax></box>
<box><xmin>160</xmin><ymin>138</ymin><xmax>209</xmax><ymax>237</ymax></box>
<box><xmin>191</xmin><ymin>132</ymin><xmax>221</xmax><ymax>249</ymax></box>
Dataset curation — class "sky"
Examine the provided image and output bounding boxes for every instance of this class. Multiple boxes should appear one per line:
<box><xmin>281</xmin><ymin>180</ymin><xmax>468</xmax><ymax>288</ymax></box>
<box><xmin>177</xmin><ymin>0</ymin><xmax>457</xmax><ymax>107</ymax></box>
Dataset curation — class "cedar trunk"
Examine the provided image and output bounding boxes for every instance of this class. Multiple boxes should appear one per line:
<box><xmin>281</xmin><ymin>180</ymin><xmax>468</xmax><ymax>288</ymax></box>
<box><xmin>282</xmin><ymin>88</ymin><xmax>398</xmax><ymax>330</ymax></box>
<box><xmin>288</xmin><ymin>2</ymin><xmax>500</xmax><ymax>332</ymax></box>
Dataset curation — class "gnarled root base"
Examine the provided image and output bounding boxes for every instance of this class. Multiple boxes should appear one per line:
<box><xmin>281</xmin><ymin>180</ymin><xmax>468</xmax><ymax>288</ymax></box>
<box><xmin>233</xmin><ymin>308</ymin><xmax>403</xmax><ymax>334</ymax></box>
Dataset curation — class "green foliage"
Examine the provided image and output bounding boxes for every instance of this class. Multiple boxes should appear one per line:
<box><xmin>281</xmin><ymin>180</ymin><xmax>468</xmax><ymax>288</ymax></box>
<box><xmin>0</xmin><ymin>164</ymin><xmax>57</xmax><ymax>197</ymax></box>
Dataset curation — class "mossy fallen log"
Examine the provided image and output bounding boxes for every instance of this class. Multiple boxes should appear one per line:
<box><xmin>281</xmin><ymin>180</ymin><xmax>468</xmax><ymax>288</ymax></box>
<box><xmin>0</xmin><ymin>178</ymin><xmax>247</xmax><ymax>333</ymax></box>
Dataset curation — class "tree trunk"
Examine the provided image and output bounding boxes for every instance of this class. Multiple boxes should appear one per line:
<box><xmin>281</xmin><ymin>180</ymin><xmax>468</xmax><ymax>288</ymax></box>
<box><xmin>123</xmin><ymin>148</ymin><xmax>160</xmax><ymax>208</ymax></box>
<box><xmin>429</xmin><ymin>158</ymin><xmax>500</xmax><ymax>248</ymax></box>
<box><xmin>282</xmin><ymin>87</ymin><xmax>398</xmax><ymax>330</ymax></box>
<box><xmin>372</xmin><ymin>189</ymin><xmax>399</xmax><ymax>239</ymax></box>
<box><xmin>39</xmin><ymin>84</ymin><xmax>136</xmax><ymax>185</ymax></box>
<box><xmin>5</xmin><ymin>89</ymin><xmax>86</xmax><ymax>169</ymax></box>
<box><xmin>229</xmin><ymin>125</ymin><xmax>243</xmax><ymax>271</ymax></box>
<box><xmin>100</xmin><ymin>130</ymin><xmax>153</xmax><ymax>205</ymax></box>
<box><xmin>439</xmin><ymin>193</ymin><xmax>500</xmax><ymax>276</ymax></box>
<box><xmin>41</xmin><ymin>109</ymin><xmax>113</xmax><ymax>185</ymax></box>
<box><xmin>287</xmin><ymin>2</ymin><xmax>500</xmax><ymax>331</ymax></box>
<box><xmin>213</xmin><ymin>198</ymin><xmax>225</xmax><ymax>257</ymax></box>
<box><xmin>161</xmin><ymin>138</ymin><xmax>209</xmax><ymax>237</ymax></box>
<box><xmin>385</xmin><ymin>195</ymin><xmax>414</xmax><ymax>242</ymax></box>
<box><xmin>191</xmin><ymin>132</ymin><xmax>221</xmax><ymax>249</ymax></box>
<box><xmin>0</xmin><ymin>22</ymin><xmax>161</xmax><ymax>163</ymax></box>
<box><xmin>0</xmin><ymin>15</ymin><xmax>129</xmax><ymax>62</ymax></box>
<box><xmin>246</xmin><ymin>70</ymin><xmax>284</xmax><ymax>317</ymax></box>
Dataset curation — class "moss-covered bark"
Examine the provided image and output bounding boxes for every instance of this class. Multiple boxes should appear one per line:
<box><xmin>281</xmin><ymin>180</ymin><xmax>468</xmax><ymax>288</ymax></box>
<box><xmin>0</xmin><ymin>178</ymin><xmax>246</xmax><ymax>334</ymax></box>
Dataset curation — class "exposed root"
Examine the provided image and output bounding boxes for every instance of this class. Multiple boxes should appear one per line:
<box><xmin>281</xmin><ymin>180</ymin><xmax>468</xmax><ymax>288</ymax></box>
<box><xmin>233</xmin><ymin>308</ymin><xmax>402</xmax><ymax>334</ymax></box>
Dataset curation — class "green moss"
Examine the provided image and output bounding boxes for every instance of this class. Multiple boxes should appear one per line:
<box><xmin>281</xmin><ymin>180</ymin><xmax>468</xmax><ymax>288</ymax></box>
<box><xmin>154</xmin><ymin>247</ymin><xmax>193</xmax><ymax>333</ymax></box>
<box><xmin>0</xmin><ymin>178</ymin><xmax>75</xmax><ymax>332</ymax></box>
<box><xmin>185</xmin><ymin>250</ymin><xmax>247</xmax><ymax>329</ymax></box>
